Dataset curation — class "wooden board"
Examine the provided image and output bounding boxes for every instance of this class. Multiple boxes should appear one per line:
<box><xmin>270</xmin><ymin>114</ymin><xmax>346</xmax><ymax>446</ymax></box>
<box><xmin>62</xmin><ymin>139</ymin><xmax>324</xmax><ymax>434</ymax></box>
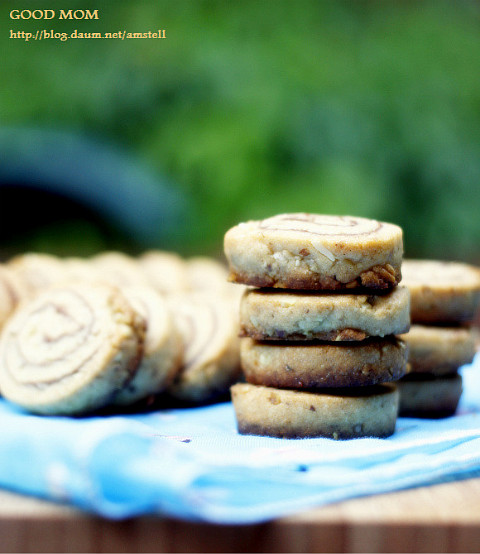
<box><xmin>1</xmin><ymin>476</ymin><xmax>480</xmax><ymax>553</ymax></box>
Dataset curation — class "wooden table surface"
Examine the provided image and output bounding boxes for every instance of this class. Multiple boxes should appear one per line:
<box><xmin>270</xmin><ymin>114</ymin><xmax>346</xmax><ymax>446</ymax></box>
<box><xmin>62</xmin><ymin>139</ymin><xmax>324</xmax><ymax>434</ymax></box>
<box><xmin>1</xmin><ymin>476</ymin><xmax>480</xmax><ymax>553</ymax></box>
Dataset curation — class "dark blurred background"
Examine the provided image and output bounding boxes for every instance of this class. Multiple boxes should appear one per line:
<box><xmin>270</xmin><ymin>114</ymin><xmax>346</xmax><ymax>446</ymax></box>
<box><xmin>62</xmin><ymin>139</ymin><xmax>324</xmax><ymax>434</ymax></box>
<box><xmin>2</xmin><ymin>0</ymin><xmax>480</xmax><ymax>263</ymax></box>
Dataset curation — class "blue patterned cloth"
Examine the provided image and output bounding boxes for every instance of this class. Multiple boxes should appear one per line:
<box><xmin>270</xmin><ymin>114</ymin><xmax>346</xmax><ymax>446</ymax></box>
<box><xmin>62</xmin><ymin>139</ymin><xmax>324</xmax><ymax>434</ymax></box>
<box><xmin>1</xmin><ymin>354</ymin><xmax>480</xmax><ymax>524</ymax></box>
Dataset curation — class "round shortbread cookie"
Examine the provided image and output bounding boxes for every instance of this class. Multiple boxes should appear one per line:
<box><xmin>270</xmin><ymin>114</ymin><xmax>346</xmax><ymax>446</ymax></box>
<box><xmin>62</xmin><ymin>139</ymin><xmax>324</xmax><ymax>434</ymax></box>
<box><xmin>113</xmin><ymin>286</ymin><xmax>182</xmax><ymax>406</ymax></box>
<box><xmin>239</xmin><ymin>286</ymin><xmax>410</xmax><ymax>341</ymax></box>
<box><xmin>62</xmin><ymin>257</ymin><xmax>105</xmax><ymax>284</ymax></box>
<box><xmin>0</xmin><ymin>282</ymin><xmax>146</xmax><ymax>415</ymax></box>
<box><xmin>241</xmin><ymin>336</ymin><xmax>408</xmax><ymax>388</ymax></box>
<box><xmin>166</xmin><ymin>292</ymin><xmax>241</xmax><ymax>403</ymax></box>
<box><xmin>186</xmin><ymin>257</ymin><xmax>229</xmax><ymax>291</ymax></box>
<box><xmin>139</xmin><ymin>250</ymin><xmax>190</xmax><ymax>294</ymax></box>
<box><xmin>185</xmin><ymin>257</ymin><xmax>248</xmax><ymax>309</ymax></box>
<box><xmin>224</xmin><ymin>213</ymin><xmax>403</xmax><ymax>290</ymax></box>
<box><xmin>402</xmin><ymin>259</ymin><xmax>480</xmax><ymax>324</ymax></box>
<box><xmin>397</xmin><ymin>374</ymin><xmax>463</xmax><ymax>418</ymax></box>
<box><xmin>399</xmin><ymin>325</ymin><xmax>476</xmax><ymax>376</ymax></box>
<box><xmin>0</xmin><ymin>265</ymin><xmax>27</xmax><ymax>329</ymax></box>
<box><xmin>231</xmin><ymin>382</ymin><xmax>399</xmax><ymax>439</ymax></box>
<box><xmin>7</xmin><ymin>253</ymin><xmax>69</xmax><ymax>297</ymax></box>
<box><xmin>91</xmin><ymin>251</ymin><xmax>151</xmax><ymax>288</ymax></box>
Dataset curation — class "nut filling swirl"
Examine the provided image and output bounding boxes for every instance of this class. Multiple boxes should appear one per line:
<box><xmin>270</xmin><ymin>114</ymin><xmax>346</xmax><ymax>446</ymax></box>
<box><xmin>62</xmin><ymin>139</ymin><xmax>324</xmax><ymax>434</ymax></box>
<box><xmin>0</xmin><ymin>283</ymin><xmax>146</xmax><ymax>415</ymax></box>
<box><xmin>166</xmin><ymin>292</ymin><xmax>241</xmax><ymax>402</ymax></box>
<box><xmin>259</xmin><ymin>214</ymin><xmax>382</xmax><ymax>236</ymax></box>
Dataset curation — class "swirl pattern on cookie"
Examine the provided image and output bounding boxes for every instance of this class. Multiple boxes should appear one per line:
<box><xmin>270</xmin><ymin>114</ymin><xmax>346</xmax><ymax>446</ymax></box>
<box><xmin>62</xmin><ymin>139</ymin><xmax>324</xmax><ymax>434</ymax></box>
<box><xmin>0</xmin><ymin>265</ymin><xmax>26</xmax><ymax>329</ymax></box>
<box><xmin>166</xmin><ymin>292</ymin><xmax>240</xmax><ymax>402</ymax></box>
<box><xmin>0</xmin><ymin>283</ymin><xmax>145</xmax><ymax>415</ymax></box>
<box><xmin>8</xmin><ymin>253</ymin><xmax>70</xmax><ymax>297</ymax></box>
<box><xmin>113</xmin><ymin>286</ymin><xmax>182</xmax><ymax>406</ymax></box>
<box><xmin>91</xmin><ymin>252</ymin><xmax>151</xmax><ymax>288</ymax></box>
<box><xmin>259</xmin><ymin>214</ymin><xmax>382</xmax><ymax>237</ymax></box>
<box><xmin>139</xmin><ymin>250</ymin><xmax>190</xmax><ymax>294</ymax></box>
<box><xmin>224</xmin><ymin>213</ymin><xmax>403</xmax><ymax>290</ymax></box>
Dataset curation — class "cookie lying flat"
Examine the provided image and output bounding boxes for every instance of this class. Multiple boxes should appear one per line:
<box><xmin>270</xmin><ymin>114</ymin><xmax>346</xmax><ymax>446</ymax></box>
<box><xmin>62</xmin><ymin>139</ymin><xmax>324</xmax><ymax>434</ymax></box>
<box><xmin>399</xmin><ymin>325</ymin><xmax>476</xmax><ymax>376</ymax></box>
<box><xmin>0</xmin><ymin>283</ymin><xmax>146</xmax><ymax>415</ymax></box>
<box><xmin>166</xmin><ymin>292</ymin><xmax>241</xmax><ymax>403</ymax></box>
<box><xmin>240</xmin><ymin>286</ymin><xmax>410</xmax><ymax>341</ymax></box>
<box><xmin>224</xmin><ymin>213</ymin><xmax>403</xmax><ymax>290</ymax></box>
<box><xmin>231</xmin><ymin>382</ymin><xmax>399</xmax><ymax>439</ymax></box>
<box><xmin>241</xmin><ymin>336</ymin><xmax>408</xmax><ymax>388</ymax></box>
<box><xmin>113</xmin><ymin>286</ymin><xmax>182</xmax><ymax>406</ymax></box>
<box><xmin>402</xmin><ymin>259</ymin><xmax>480</xmax><ymax>324</ymax></box>
<box><xmin>397</xmin><ymin>374</ymin><xmax>463</xmax><ymax>418</ymax></box>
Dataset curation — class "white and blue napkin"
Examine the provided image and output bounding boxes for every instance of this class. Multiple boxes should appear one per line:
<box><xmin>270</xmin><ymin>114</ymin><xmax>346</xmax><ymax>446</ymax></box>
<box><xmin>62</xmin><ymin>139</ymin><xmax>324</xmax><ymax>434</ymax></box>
<box><xmin>0</xmin><ymin>354</ymin><xmax>479</xmax><ymax>523</ymax></box>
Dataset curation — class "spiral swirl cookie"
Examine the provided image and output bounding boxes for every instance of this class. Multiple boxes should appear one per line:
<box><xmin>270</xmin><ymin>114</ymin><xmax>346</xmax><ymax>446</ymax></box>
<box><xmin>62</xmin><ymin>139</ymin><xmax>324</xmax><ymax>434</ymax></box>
<box><xmin>402</xmin><ymin>259</ymin><xmax>480</xmax><ymax>324</ymax></box>
<box><xmin>241</xmin><ymin>336</ymin><xmax>408</xmax><ymax>388</ymax></box>
<box><xmin>139</xmin><ymin>250</ymin><xmax>190</xmax><ymax>294</ymax></box>
<box><xmin>231</xmin><ymin>383</ymin><xmax>399</xmax><ymax>439</ymax></box>
<box><xmin>0</xmin><ymin>265</ymin><xmax>26</xmax><ymax>329</ymax></box>
<box><xmin>8</xmin><ymin>253</ymin><xmax>69</xmax><ymax>297</ymax></box>
<box><xmin>166</xmin><ymin>292</ymin><xmax>241</xmax><ymax>403</ymax></box>
<box><xmin>91</xmin><ymin>252</ymin><xmax>151</xmax><ymax>288</ymax></box>
<box><xmin>224</xmin><ymin>213</ymin><xmax>403</xmax><ymax>290</ymax></box>
<box><xmin>186</xmin><ymin>257</ymin><xmax>229</xmax><ymax>291</ymax></box>
<box><xmin>239</xmin><ymin>286</ymin><xmax>410</xmax><ymax>341</ymax></box>
<box><xmin>62</xmin><ymin>257</ymin><xmax>104</xmax><ymax>284</ymax></box>
<box><xmin>113</xmin><ymin>286</ymin><xmax>182</xmax><ymax>406</ymax></box>
<box><xmin>0</xmin><ymin>283</ymin><xmax>146</xmax><ymax>415</ymax></box>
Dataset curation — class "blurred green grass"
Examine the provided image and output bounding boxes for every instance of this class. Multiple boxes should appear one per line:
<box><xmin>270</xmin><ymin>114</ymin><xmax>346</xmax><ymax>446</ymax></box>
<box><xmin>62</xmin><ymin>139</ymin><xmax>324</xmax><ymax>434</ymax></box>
<box><xmin>2</xmin><ymin>0</ymin><xmax>480</xmax><ymax>261</ymax></box>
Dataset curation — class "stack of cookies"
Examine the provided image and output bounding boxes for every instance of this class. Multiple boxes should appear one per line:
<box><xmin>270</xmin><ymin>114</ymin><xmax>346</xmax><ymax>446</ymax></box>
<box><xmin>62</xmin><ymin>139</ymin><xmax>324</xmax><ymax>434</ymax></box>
<box><xmin>398</xmin><ymin>260</ymin><xmax>480</xmax><ymax>418</ymax></box>
<box><xmin>224</xmin><ymin>213</ymin><xmax>410</xmax><ymax>439</ymax></box>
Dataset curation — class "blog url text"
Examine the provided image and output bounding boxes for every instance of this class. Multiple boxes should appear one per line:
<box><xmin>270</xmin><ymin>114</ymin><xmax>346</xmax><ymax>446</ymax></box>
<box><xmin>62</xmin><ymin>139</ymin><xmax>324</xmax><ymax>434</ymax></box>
<box><xmin>9</xmin><ymin>29</ymin><xmax>167</xmax><ymax>41</ymax></box>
